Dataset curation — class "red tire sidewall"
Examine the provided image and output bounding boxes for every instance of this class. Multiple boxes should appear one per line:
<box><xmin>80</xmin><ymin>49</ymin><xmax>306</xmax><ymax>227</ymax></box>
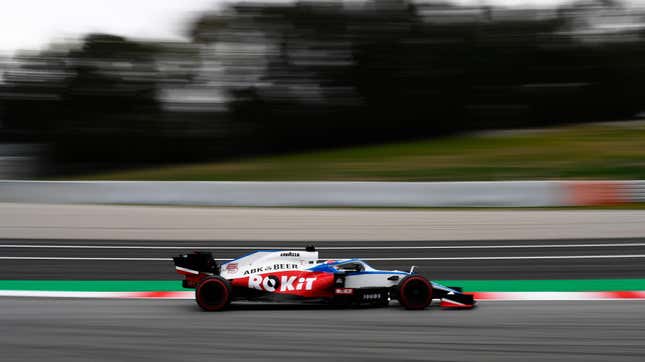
<box><xmin>196</xmin><ymin>277</ymin><xmax>230</xmax><ymax>311</ymax></box>
<box><xmin>399</xmin><ymin>276</ymin><xmax>432</xmax><ymax>310</ymax></box>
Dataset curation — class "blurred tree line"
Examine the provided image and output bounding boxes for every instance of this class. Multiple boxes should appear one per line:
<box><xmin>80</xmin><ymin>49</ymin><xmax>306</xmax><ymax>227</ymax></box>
<box><xmin>1</xmin><ymin>0</ymin><xmax>645</xmax><ymax>174</ymax></box>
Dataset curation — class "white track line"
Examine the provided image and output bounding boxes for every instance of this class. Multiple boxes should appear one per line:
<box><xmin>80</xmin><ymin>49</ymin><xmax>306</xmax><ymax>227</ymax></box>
<box><xmin>2</xmin><ymin>243</ymin><xmax>645</xmax><ymax>250</ymax></box>
<box><xmin>3</xmin><ymin>254</ymin><xmax>645</xmax><ymax>261</ymax></box>
<box><xmin>0</xmin><ymin>256</ymin><xmax>170</xmax><ymax>261</ymax></box>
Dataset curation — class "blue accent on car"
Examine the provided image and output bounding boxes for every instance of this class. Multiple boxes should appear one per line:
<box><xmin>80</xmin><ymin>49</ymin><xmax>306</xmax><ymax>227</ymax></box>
<box><xmin>306</xmin><ymin>259</ymin><xmax>410</xmax><ymax>275</ymax></box>
<box><xmin>306</xmin><ymin>258</ymin><xmax>357</xmax><ymax>271</ymax></box>
<box><xmin>322</xmin><ymin>258</ymin><xmax>361</xmax><ymax>266</ymax></box>
<box><xmin>307</xmin><ymin>263</ymin><xmax>337</xmax><ymax>273</ymax></box>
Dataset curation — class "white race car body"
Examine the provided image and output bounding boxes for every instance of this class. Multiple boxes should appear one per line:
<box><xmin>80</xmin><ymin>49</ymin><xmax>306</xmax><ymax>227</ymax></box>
<box><xmin>174</xmin><ymin>247</ymin><xmax>475</xmax><ymax>311</ymax></box>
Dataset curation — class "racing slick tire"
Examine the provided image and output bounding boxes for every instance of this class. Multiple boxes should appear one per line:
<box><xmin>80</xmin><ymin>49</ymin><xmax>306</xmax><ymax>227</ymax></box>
<box><xmin>396</xmin><ymin>275</ymin><xmax>433</xmax><ymax>310</ymax></box>
<box><xmin>195</xmin><ymin>276</ymin><xmax>231</xmax><ymax>311</ymax></box>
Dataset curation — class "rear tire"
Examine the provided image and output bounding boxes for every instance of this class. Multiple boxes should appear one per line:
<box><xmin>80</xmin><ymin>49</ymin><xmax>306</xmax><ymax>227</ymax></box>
<box><xmin>195</xmin><ymin>277</ymin><xmax>231</xmax><ymax>311</ymax></box>
<box><xmin>396</xmin><ymin>275</ymin><xmax>432</xmax><ymax>310</ymax></box>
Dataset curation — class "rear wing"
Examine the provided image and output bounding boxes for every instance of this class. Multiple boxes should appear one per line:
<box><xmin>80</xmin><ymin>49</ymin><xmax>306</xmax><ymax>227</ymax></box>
<box><xmin>173</xmin><ymin>251</ymin><xmax>219</xmax><ymax>288</ymax></box>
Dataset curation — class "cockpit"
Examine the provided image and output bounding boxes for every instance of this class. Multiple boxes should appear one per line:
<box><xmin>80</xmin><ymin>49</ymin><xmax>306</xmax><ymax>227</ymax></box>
<box><xmin>333</xmin><ymin>261</ymin><xmax>365</xmax><ymax>273</ymax></box>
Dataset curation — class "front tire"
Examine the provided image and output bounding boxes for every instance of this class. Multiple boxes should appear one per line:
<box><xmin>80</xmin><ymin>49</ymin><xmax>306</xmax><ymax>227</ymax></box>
<box><xmin>195</xmin><ymin>277</ymin><xmax>231</xmax><ymax>311</ymax></box>
<box><xmin>396</xmin><ymin>275</ymin><xmax>433</xmax><ymax>310</ymax></box>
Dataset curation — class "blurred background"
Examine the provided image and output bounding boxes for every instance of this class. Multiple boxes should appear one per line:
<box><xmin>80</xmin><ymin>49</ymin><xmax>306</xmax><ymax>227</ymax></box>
<box><xmin>3</xmin><ymin>4</ymin><xmax>645</xmax><ymax>361</ymax></box>
<box><xmin>1</xmin><ymin>0</ymin><xmax>645</xmax><ymax>180</ymax></box>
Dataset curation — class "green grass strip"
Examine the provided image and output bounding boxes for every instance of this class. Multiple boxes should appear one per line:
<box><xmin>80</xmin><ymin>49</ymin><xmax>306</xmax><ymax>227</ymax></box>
<box><xmin>74</xmin><ymin>122</ymin><xmax>645</xmax><ymax>182</ymax></box>
<box><xmin>2</xmin><ymin>279</ymin><xmax>645</xmax><ymax>292</ymax></box>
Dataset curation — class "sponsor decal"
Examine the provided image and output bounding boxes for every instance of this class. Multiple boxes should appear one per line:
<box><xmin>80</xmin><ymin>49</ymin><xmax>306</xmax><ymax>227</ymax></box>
<box><xmin>243</xmin><ymin>264</ymin><xmax>299</xmax><ymax>275</ymax></box>
<box><xmin>244</xmin><ymin>267</ymin><xmax>264</xmax><ymax>275</ymax></box>
<box><xmin>335</xmin><ymin>288</ymin><xmax>354</xmax><ymax>295</ymax></box>
<box><xmin>248</xmin><ymin>275</ymin><xmax>317</xmax><ymax>292</ymax></box>
<box><xmin>280</xmin><ymin>252</ymin><xmax>300</xmax><ymax>257</ymax></box>
<box><xmin>362</xmin><ymin>293</ymin><xmax>382</xmax><ymax>300</ymax></box>
<box><xmin>225</xmin><ymin>263</ymin><xmax>238</xmax><ymax>273</ymax></box>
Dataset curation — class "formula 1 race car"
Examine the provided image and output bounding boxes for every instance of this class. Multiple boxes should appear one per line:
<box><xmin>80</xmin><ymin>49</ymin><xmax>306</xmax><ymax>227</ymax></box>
<box><xmin>173</xmin><ymin>246</ymin><xmax>475</xmax><ymax>311</ymax></box>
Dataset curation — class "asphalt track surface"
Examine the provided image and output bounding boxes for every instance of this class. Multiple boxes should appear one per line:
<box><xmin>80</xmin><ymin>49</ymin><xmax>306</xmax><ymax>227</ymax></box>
<box><xmin>2</xmin><ymin>298</ymin><xmax>645</xmax><ymax>362</ymax></box>
<box><xmin>2</xmin><ymin>237</ymin><xmax>645</xmax><ymax>279</ymax></box>
<box><xmin>2</xmin><ymin>237</ymin><xmax>645</xmax><ymax>361</ymax></box>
